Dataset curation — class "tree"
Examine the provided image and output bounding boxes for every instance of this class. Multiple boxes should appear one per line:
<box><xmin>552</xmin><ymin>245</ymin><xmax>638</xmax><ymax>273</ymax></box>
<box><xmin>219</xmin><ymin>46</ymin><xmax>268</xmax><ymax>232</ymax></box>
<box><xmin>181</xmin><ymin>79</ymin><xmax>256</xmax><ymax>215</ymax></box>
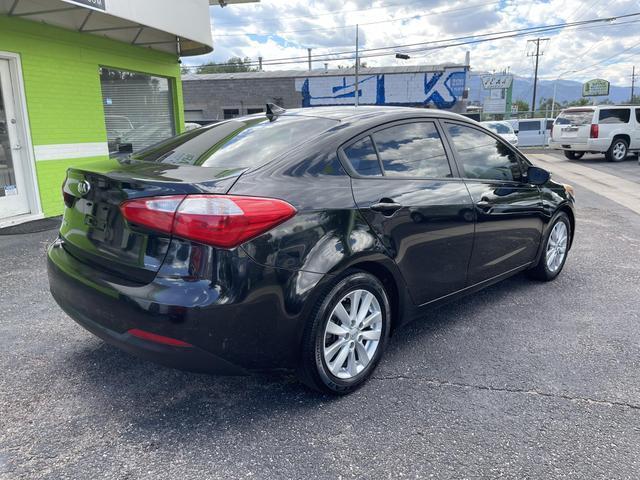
<box><xmin>513</xmin><ymin>100</ymin><xmax>529</xmax><ymax>113</ymax></box>
<box><xmin>537</xmin><ymin>97</ymin><xmax>562</xmax><ymax>115</ymax></box>
<box><xmin>184</xmin><ymin>57</ymin><xmax>257</xmax><ymax>74</ymax></box>
<box><xmin>566</xmin><ymin>98</ymin><xmax>592</xmax><ymax>107</ymax></box>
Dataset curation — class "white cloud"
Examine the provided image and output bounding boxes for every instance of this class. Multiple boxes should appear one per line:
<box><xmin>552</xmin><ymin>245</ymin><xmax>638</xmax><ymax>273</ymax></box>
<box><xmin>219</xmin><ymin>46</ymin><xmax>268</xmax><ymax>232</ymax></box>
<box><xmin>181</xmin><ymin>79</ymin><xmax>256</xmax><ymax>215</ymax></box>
<box><xmin>182</xmin><ymin>0</ymin><xmax>640</xmax><ymax>86</ymax></box>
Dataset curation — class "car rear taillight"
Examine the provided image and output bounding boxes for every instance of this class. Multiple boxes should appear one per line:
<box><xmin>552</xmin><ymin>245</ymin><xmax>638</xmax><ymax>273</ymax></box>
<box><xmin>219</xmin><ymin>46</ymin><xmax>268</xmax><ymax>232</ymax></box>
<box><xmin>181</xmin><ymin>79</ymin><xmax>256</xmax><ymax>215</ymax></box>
<box><xmin>590</xmin><ymin>124</ymin><xmax>599</xmax><ymax>138</ymax></box>
<box><xmin>120</xmin><ymin>195</ymin><xmax>296</xmax><ymax>249</ymax></box>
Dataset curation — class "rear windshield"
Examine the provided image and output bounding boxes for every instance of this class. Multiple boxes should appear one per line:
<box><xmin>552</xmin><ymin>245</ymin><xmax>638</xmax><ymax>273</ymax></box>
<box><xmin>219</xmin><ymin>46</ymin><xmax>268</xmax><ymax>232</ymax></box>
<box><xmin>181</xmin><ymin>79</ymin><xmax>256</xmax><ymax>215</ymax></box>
<box><xmin>484</xmin><ymin>122</ymin><xmax>512</xmax><ymax>134</ymax></box>
<box><xmin>598</xmin><ymin>108</ymin><xmax>631</xmax><ymax>124</ymax></box>
<box><xmin>556</xmin><ymin>109</ymin><xmax>594</xmax><ymax>125</ymax></box>
<box><xmin>127</xmin><ymin>115</ymin><xmax>338</xmax><ymax>168</ymax></box>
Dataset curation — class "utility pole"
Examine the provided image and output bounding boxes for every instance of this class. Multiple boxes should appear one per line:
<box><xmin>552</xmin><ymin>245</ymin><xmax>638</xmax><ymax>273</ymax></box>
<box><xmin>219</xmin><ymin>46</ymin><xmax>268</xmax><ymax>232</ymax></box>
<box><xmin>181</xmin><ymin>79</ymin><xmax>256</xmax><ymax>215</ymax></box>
<box><xmin>307</xmin><ymin>48</ymin><xmax>312</xmax><ymax>71</ymax></box>
<box><xmin>258</xmin><ymin>56</ymin><xmax>263</xmax><ymax>71</ymax></box>
<box><xmin>527</xmin><ymin>38</ymin><xmax>548</xmax><ymax>118</ymax></box>
<box><xmin>354</xmin><ymin>24</ymin><xmax>359</xmax><ymax>107</ymax></box>
<box><xmin>631</xmin><ymin>66</ymin><xmax>637</xmax><ymax>104</ymax></box>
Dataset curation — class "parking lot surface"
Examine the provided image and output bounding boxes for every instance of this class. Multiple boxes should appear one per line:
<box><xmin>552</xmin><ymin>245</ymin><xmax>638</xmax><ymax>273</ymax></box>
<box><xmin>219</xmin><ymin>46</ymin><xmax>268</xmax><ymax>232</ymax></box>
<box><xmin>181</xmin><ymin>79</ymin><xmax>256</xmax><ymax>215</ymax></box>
<box><xmin>1</xmin><ymin>151</ymin><xmax>640</xmax><ymax>479</ymax></box>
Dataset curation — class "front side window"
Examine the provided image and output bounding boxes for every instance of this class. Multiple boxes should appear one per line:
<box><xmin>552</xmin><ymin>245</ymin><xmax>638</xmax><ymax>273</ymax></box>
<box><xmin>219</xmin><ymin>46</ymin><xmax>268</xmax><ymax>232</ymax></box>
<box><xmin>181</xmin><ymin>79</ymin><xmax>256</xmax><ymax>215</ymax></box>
<box><xmin>518</xmin><ymin>121</ymin><xmax>540</xmax><ymax>132</ymax></box>
<box><xmin>371</xmin><ymin>122</ymin><xmax>452</xmax><ymax>178</ymax></box>
<box><xmin>100</xmin><ymin>67</ymin><xmax>175</xmax><ymax>154</ymax></box>
<box><xmin>445</xmin><ymin>123</ymin><xmax>523</xmax><ymax>182</ymax></box>
<box><xmin>599</xmin><ymin>108</ymin><xmax>631</xmax><ymax>124</ymax></box>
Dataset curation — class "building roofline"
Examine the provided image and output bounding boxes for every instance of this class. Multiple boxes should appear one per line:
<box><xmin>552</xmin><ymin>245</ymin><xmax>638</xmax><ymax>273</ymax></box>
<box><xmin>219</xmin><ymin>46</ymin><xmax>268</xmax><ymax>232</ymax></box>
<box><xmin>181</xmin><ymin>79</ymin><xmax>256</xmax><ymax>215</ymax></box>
<box><xmin>182</xmin><ymin>64</ymin><xmax>468</xmax><ymax>81</ymax></box>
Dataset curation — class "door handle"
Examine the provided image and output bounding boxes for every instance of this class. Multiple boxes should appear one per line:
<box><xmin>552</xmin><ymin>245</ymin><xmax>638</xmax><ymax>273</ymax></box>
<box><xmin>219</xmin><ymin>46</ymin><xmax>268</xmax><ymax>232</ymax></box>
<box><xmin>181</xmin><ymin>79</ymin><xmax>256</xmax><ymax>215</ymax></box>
<box><xmin>370</xmin><ymin>200</ymin><xmax>402</xmax><ymax>215</ymax></box>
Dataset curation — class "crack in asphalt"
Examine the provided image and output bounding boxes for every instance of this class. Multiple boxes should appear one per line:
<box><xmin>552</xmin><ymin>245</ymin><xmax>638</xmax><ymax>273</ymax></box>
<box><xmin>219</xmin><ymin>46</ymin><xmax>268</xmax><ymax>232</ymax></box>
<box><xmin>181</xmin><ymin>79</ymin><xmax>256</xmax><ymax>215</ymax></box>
<box><xmin>372</xmin><ymin>374</ymin><xmax>640</xmax><ymax>411</ymax></box>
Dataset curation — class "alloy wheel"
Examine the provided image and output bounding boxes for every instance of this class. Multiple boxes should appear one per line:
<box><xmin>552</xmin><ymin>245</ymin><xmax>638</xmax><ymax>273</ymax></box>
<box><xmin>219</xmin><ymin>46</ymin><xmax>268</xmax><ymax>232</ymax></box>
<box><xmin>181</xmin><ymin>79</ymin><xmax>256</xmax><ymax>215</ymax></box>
<box><xmin>613</xmin><ymin>141</ymin><xmax>627</xmax><ymax>161</ymax></box>
<box><xmin>323</xmin><ymin>289</ymin><xmax>382</xmax><ymax>379</ymax></box>
<box><xmin>546</xmin><ymin>221</ymin><xmax>568</xmax><ymax>273</ymax></box>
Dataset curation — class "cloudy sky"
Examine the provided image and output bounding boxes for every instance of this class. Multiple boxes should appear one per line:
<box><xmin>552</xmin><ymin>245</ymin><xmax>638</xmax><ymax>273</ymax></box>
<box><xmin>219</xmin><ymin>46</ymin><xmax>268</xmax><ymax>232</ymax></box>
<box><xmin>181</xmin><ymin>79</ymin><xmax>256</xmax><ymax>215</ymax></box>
<box><xmin>183</xmin><ymin>0</ymin><xmax>640</xmax><ymax>86</ymax></box>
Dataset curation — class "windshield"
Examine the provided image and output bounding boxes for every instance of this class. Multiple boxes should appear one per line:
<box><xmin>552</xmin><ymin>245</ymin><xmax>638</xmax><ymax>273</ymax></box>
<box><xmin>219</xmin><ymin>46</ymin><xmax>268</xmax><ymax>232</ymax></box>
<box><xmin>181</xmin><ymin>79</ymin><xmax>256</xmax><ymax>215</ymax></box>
<box><xmin>127</xmin><ymin>115</ymin><xmax>338</xmax><ymax>168</ymax></box>
<box><xmin>556</xmin><ymin>109</ymin><xmax>594</xmax><ymax>126</ymax></box>
<box><xmin>484</xmin><ymin>122</ymin><xmax>512</xmax><ymax>134</ymax></box>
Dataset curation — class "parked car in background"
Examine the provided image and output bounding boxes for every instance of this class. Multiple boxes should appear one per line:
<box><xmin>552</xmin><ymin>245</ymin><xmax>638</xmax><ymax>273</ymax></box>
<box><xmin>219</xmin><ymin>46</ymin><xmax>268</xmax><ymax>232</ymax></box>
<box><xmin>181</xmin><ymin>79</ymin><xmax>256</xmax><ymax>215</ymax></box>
<box><xmin>517</xmin><ymin>118</ymin><xmax>553</xmax><ymax>147</ymax></box>
<box><xmin>550</xmin><ymin>106</ymin><xmax>640</xmax><ymax>161</ymax></box>
<box><xmin>481</xmin><ymin>120</ymin><xmax>519</xmax><ymax>146</ymax></box>
<box><xmin>49</xmin><ymin>106</ymin><xmax>576</xmax><ymax>395</ymax></box>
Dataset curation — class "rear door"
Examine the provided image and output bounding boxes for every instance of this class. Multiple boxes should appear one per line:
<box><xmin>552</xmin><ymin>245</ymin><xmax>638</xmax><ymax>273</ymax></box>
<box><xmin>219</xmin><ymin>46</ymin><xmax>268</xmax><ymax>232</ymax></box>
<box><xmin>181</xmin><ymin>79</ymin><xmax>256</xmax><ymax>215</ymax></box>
<box><xmin>517</xmin><ymin>120</ymin><xmax>543</xmax><ymax>146</ymax></box>
<box><xmin>343</xmin><ymin>119</ymin><xmax>475</xmax><ymax>305</ymax></box>
<box><xmin>443</xmin><ymin>121</ymin><xmax>544</xmax><ymax>285</ymax></box>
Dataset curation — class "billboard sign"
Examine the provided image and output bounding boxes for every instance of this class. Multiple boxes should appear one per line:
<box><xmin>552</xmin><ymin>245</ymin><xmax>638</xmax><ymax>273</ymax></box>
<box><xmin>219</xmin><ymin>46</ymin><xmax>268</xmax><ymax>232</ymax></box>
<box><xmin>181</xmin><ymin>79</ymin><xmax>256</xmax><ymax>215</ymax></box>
<box><xmin>481</xmin><ymin>74</ymin><xmax>513</xmax><ymax>90</ymax></box>
<box><xmin>582</xmin><ymin>79</ymin><xmax>610</xmax><ymax>97</ymax></box>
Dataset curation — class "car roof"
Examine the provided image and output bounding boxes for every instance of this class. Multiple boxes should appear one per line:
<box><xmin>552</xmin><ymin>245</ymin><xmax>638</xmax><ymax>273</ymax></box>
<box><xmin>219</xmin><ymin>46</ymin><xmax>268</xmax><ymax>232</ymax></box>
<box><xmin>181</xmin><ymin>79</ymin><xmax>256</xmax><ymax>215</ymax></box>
<box><xmin>274</xmin><ymin>105</ymin><xmax>471</xmax><ymax>122</ymax></box>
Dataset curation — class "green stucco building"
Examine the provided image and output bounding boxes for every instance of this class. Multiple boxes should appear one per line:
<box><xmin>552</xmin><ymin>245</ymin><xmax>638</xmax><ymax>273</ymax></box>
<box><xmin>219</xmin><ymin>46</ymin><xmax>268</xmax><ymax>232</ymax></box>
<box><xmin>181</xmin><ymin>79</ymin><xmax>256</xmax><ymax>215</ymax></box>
<box><xmin>0</xmin><ymin>0</ymin><xmax>224</xmax><ymax>226</ymax></box>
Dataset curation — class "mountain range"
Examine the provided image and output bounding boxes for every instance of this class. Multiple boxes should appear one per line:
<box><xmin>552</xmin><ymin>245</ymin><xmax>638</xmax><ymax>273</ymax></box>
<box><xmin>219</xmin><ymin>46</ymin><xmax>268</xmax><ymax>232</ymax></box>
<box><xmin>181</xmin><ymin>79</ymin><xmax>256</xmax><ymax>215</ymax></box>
<box><xmin>467</xmin><ymin>74</ymin><xmax>636</xmax><ymax>106</ymax></box>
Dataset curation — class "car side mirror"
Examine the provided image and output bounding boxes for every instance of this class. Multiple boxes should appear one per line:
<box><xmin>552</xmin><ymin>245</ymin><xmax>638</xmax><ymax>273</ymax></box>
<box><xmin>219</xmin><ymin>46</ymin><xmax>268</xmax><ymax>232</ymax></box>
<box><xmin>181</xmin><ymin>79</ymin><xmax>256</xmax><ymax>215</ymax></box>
<box><xmin>526</xmin><ymin>166</ymin><xmax>550</xmax><ymax>185</ymax></box>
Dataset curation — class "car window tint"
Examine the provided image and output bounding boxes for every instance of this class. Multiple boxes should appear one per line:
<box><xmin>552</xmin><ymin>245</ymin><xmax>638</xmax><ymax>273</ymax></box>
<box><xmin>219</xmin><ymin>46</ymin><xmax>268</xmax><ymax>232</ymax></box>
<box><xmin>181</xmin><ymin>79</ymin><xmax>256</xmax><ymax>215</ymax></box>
<box><xmin>636</xmin><ymin>109</ymin><xmax>640</xmax><ymax>123</ymax></box>
<box><xmin>555</xmin><ymin>109</ymin><xmax>594</xmax><ymax>125</ymax></box>
<box><xmin>518</xmin><ymin>121</ymin><xmax>539</xmax><ymax>131</ymax></box>
<box><xmin>446</xmin><ymin>123</ymin><xmax>522</xmax><ymax>182</ymax></box>
<box><xmin>599</xmin><ymin>109</ymin><xmax>631</xmax><ymax>124</ymax></box>
<box><xmin>372</xmin><ymin>122</ymin><xmax>452</xmax><ymax>178</ymax></box>
<box><xmin>129</xmin><ymin>116</ymin><xmax>337</xmax><ymax>168</ymax></box>
<box><xmin>343</xmin><ymin>136</ymin><xmax>382</xmax><ymax>176</ymax></box>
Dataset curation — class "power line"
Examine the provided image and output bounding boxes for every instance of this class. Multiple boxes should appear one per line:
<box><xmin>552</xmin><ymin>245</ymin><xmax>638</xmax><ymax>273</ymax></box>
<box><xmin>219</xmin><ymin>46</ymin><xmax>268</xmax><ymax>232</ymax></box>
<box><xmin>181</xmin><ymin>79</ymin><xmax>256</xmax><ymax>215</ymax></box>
<box><xmin>212</xmin><ymin>0</ymin><xmax>507</xmax><ymax>37</ymax></box>
<box><xmin>183</xmin><ymin>13</ymin><xmax>640</xmax><ymax>70</ymax></box>
<box><xmin>213</xmin><ymin>0</ymin><xmax>458</xmax><ymax>27</ymax></box>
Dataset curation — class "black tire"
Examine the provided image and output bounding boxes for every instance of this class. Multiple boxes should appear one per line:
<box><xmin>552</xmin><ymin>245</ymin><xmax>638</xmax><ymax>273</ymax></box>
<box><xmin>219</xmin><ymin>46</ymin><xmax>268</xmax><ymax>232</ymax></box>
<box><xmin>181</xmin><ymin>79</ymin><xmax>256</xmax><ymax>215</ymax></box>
<box><xmin>605</xmin><ymin>138</ymin><xmax>628</xmax><ymax>162</ymax></box>
<box><xmin>297</xmin><ymin>271</ymin><xmax>391</xmax><ymax>395</ymax></box>
<box><xmin>527</xmin><ymin>212</ymin><xmax>571</xmax><ymax>281</ymax></box>
<box><xmin>563</xmin><ymin>151</ymin><xmax>584</xmax><ymax>160</ymax></box>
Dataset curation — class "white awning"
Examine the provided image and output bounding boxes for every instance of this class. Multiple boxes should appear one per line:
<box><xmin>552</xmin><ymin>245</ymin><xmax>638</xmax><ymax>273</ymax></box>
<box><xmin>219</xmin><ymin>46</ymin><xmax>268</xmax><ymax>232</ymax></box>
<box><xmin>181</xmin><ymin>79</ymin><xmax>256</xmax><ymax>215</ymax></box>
<box><xmin>0</xmin><ymin>0</ymin><xmax>217</xmax><ymax>56</ymax></box>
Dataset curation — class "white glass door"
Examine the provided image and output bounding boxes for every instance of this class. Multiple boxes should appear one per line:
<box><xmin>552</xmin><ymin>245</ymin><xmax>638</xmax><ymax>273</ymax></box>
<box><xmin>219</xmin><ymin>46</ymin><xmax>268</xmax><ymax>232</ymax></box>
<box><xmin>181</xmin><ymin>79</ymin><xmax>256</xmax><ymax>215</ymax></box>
<box><xmin>0</xmin><ymin>59</ymin><xmax>30</xmax><ymax>219</ymax></box>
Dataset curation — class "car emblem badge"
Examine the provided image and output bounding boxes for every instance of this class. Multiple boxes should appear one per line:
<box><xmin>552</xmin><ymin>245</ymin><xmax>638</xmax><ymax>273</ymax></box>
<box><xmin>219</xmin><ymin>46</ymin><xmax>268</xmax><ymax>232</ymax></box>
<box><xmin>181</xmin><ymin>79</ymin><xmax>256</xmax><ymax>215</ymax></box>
<box><xmin>77</xmin><ymin>180</ymin><xmax>91</xmax><ymax>196</ymax></box>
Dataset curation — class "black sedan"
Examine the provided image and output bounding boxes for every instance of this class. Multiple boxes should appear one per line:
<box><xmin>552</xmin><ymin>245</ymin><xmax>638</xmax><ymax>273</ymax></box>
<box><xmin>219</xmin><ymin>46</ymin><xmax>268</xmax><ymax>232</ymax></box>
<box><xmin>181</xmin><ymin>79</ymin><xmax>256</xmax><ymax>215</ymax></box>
<box><xmin>48</xmin><ymin>106</ymin><xmax>575</xmax><ymax>394</ymax></box>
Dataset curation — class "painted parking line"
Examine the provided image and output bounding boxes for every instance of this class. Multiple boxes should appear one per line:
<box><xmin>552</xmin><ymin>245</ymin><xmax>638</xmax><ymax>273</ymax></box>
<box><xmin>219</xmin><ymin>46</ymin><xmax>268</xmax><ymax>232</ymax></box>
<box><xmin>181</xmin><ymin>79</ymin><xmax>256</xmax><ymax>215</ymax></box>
<box><xmin>529</xmin><ymin>153</ymin><xmax>640</xmax><ymax>215</ymax></box>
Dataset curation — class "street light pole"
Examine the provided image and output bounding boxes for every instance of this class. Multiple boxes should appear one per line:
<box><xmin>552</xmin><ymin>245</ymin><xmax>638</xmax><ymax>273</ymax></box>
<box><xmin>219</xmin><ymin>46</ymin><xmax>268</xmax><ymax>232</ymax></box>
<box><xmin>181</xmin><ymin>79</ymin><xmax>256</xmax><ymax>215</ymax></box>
<box><xmin>354</xmin><ymin>24</ymin><xmax>359</xmax><ymax>107</ymax></box>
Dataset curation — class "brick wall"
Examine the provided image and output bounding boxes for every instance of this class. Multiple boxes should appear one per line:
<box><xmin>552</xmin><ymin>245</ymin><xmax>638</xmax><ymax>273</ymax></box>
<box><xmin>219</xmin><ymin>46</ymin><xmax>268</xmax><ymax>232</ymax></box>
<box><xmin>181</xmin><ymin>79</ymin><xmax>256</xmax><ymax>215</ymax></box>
<box><xmin>183</xmin><ymin>77</ymin><xmax>301</xmax><ymax>120</ymax></box>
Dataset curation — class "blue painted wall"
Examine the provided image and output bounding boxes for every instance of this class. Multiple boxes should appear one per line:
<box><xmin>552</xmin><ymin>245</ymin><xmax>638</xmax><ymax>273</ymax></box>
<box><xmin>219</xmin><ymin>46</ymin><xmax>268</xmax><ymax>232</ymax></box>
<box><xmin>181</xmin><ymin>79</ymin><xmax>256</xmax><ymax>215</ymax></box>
<box><xmin>295</xmin><ymin>68</ymin><xmax>467</xmax><ymax>109</ymax></box>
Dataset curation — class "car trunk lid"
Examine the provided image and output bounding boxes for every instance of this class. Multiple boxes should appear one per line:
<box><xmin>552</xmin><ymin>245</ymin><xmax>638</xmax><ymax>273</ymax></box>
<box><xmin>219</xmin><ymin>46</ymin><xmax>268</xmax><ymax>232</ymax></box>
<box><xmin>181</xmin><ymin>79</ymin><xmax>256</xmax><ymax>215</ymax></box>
<box><xmin>60</xmin><ymin>158</ymin><xmax>245</xmax><ymax>284</ymax></box>
<box><xmin>553</xmin><ymin>108</ymin><xmax>595</xmax><ymax>142</ymax></box>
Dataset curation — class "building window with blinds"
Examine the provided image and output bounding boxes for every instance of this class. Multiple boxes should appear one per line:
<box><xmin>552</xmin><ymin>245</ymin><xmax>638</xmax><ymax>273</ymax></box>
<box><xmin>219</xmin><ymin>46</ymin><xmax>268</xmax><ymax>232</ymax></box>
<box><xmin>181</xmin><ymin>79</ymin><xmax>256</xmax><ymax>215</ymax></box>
<box><xmin>99</xmin><ymin>67</ymin><xmax>175</xmax><ymax>154</ymax></box>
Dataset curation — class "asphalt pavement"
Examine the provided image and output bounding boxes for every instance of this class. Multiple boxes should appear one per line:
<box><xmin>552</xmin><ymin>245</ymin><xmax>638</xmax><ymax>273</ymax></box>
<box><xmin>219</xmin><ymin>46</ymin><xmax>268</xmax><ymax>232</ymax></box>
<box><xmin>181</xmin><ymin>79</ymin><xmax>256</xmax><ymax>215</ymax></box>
<box><xmin>1</xmin><ymin>152</ymin><xmax>640</xmax><ymax>479</ymax></box>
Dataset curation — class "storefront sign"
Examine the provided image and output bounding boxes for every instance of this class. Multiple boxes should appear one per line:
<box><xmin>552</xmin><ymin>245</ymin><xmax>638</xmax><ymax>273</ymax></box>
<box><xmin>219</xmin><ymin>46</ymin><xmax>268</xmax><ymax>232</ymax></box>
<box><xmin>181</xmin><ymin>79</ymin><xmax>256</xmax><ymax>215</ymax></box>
<box><xmin>481</xmin><ymin>74</ymin><xmax>513</xmax><ymax>90</ymax></box>
<box><xmin>582</xmin><ymin>79</ymin><xmax>610</xmax><ymax>97</ymax></box>
<box><xmin>62</xmin><ymin>0</ymin><xmax>106</xmax><ymax>11</ymax></box>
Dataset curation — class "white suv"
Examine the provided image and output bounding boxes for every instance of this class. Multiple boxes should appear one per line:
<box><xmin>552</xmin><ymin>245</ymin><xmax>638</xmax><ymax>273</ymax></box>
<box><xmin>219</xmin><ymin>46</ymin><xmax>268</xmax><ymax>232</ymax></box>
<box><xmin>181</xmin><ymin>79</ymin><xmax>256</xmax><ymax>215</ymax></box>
<box><xmin>549</xmin><ymin>106</ymin><xmax>640</xmax><ymax>161</ymax></box>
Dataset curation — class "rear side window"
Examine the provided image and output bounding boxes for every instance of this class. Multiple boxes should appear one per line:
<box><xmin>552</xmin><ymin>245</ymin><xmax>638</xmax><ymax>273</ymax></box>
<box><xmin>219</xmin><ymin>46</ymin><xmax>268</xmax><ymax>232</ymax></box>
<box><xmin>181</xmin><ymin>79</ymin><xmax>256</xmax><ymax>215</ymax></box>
<box><xmin>343</xmin><ymin>136</ymin><xmax>382</xmax><ymax>176</ymax></box>
<box><xmin>518</xmin><ymin>121</ymin><xmax>539</xmax><ymax>131</ymax></box>
<box><xmin>371</xmin><ymin>122</ymin><xmax>452</xmax><ymax>178</ymax></box>
<box><xmin>636</xmin><ymin>109</ymin><xmax>640</xmax><ymax>122</ymax></box>
<box><xmin>128</xmin><ymin>116</ymin><xmax>337</xmax><ymax>168</ymax></box>
<box><xmin>445</xmin><ymin>123</ymin><xmax>523</xmax><ymax>182</ymax></box>
<box><xmin>599</xmin><ymin>109</ymin><xmax>631</xmax><ymax>124</ymax></box>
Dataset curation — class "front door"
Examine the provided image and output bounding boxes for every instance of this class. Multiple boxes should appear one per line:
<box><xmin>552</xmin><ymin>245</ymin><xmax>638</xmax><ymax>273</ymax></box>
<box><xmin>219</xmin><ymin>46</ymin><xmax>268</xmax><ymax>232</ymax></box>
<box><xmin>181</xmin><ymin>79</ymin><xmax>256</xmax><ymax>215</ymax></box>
<box><xmin>342</xmin><ymin>120</ymin><xmax>475</xmax><ymax>305</ymax></box>
<box><xmin>443</xmin><ymin>122</ymin><xmax>544</xmax><ymax>285</ymax></box>
<box><xmin>0</xmin><ymin>59</ymin><xmax>30</xmax><ymax>219</ymax></box>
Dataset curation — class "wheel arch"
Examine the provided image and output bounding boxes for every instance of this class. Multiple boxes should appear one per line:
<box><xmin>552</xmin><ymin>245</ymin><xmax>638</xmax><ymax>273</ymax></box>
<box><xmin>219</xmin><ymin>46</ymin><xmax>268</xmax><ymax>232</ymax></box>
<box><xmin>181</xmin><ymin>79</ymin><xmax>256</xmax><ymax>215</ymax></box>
<box><xmin>611</xmin><ymin>133</ymin><xmax>630</xmax><ymax>148</ymax></box>
<box><xmin>557</xmin><ymin>203</ymin><xmax>576</xmax><ymax>250</ymax></box>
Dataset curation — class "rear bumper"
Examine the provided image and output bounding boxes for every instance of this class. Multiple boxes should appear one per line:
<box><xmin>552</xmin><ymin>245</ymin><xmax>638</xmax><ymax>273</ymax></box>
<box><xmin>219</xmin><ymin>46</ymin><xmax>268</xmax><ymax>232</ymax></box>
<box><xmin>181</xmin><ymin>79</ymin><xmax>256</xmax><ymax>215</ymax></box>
<box><xmin>549</xmin><ymin>138</ymin><xmax>610</xmax><ymax>152</ymax></box>
<box><xmin>47</xmin><ymin>237</ymin><xmax>320</xmax><ymax>374</ymax></box>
